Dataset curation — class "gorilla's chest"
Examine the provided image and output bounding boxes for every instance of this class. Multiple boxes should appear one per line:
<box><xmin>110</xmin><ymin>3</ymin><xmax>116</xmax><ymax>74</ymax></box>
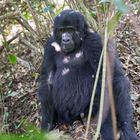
<box><xmin>52</xmin><ymin>52</ymin><xmax>95</xmax><ymax>115</ymax></box>
<box><xmin>53</xmin><ymin>50</ymin><xmax>95</xmax><ymax>86</ymax></box>
<box><xmin>55</xmin><ymin>50</ymin><xmax>87</xmax><ymax>68</ymax></box>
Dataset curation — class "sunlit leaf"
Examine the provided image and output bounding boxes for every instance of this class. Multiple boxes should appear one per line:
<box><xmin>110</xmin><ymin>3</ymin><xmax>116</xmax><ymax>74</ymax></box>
<box><xmin>108</xmin><ymin>12</ymin><xmax>122</xmax><ymax>35</ymax></box>
<box><xmin>8</xmin><ymin>54</ymin><xmax>17</xmax><ymax>64</ymax></box>
<box><xmin>23</xmin><ymin>11</ymin><xmax>32</xmax><ymax>20</ymax></box>
<box><xmin>32</xmin><ymin>72</ymin><xmax>39</xmax><ymax>79</ymax></box>
<box><xmin>90</xmin><ymin>10</ymin><xmax>96</xmax><ymax>18</ymax></box>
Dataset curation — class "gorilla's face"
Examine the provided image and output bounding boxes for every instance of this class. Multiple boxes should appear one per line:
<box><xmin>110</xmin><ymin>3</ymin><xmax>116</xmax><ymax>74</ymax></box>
<box><xmin>53</xmin><ymin>10</ymin><xmax>88</xmax><ymax>54</ymax></box>
<box><xmin>56</xmin><ymin>26</ymin><xmax>82</xmax><ymax>53</ymax></box>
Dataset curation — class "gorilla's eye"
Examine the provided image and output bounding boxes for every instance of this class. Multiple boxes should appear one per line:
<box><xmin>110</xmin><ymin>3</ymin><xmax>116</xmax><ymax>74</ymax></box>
<box><xmin>59</xmin><ymin>27</ymin><xmax>76</xmax><ymax>33</ymax></box>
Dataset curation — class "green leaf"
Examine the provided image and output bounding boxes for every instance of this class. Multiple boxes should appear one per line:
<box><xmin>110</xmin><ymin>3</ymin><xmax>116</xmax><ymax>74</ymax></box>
<box><xmin>23</xmin><ymin>12</ymin><xmax>32</xmax><ymax>20</ymax></box>
<box><xmin>8</xmin><ymin>54</ymin><xmax>17</xmax><ymax>64</ymax></box>
<box><xmin>32</xmin><ymin>72</ymin><xmax>39</xmax><ymax>78</ymax></box>
<box><xmin>114</xmin><ymin>0</ymin><xmax>128</xmax><ymax>13</ymax></box>
<box><xmin>108</xmin><ymin>12</ymin><xmax>122</xmax><ymax>35</ymax></box>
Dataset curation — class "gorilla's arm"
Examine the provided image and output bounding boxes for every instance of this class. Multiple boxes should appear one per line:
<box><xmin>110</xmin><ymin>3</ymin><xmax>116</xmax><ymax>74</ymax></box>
<box><xmin>83</xmin><ymin>32</ymin><xmax>110</xmax><ymax>126</ymax></box>
<box><xmin>83</xmin><ymin>32</ymin><xmax>102</xmax><ymax>70</ymax></box>
<box><xmin>38</xmin><ymin>37</ymin><xmax>56</xmax><ymax>130</ymax></box>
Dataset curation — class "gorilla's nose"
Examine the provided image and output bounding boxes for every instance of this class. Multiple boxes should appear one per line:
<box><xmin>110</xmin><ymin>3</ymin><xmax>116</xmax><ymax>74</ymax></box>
<box><xmin>62</xmin><ymin>33</ymin><xmax>71</xmax><ymax>44</ymax></box>
<box><xmin>62</xmin><ymin>37</ymin><xmax>70</xmax><ymax>43</ymax></box>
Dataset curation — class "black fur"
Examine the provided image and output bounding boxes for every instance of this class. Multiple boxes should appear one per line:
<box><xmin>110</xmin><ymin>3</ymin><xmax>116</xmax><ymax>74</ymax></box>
<box><xmin>38</xmin><ymin>9</ymin><xmax>139</xmax><ymax>140</ymax></box>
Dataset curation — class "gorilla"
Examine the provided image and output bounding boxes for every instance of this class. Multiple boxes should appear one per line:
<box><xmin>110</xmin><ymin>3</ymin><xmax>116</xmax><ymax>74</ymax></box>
<box><xmin>38</xmin><ymin>9</ymin><xmax>139</xmax><ymax>140</ymax></box>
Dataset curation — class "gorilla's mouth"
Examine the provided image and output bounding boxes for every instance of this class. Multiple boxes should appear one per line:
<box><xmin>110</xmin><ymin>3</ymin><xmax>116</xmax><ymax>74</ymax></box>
<box><xmin>61</xmin><ymin>44</ymin><xmax>75</xmax><ymax>53</ymax></box>
<box><xmin>62</xmin><ymin>47</ymin><xmax>75</xmax><ymax>53</ymax></box>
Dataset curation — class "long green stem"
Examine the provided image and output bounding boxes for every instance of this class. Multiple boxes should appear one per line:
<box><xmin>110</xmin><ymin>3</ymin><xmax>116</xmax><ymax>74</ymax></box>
<box><xmin>93</xmin><ymin>17</ymin><xmax>109</xmax><ymax>140</ymax></box>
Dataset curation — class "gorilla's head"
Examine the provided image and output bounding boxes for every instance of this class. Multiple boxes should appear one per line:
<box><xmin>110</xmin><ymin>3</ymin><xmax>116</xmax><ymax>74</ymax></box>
<box><xmin>53</xmin><ymin>9</ymin><xmax>89</xmax><ymax>54</ymax></box>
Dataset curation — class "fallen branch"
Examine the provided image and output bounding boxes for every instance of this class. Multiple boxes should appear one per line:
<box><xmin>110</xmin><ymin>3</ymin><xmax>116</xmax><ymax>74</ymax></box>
<box><xmin>0</xmin><ymin>11</ymin><xmax>19</xmax><ymax>20</ymax></box>
<box><xmin>19</xmin><ymin>38</ymin><xmax>40</xmax><ymax>53</ymax></box>
<box><xmin>17</xmin><ymin>57</ymin><xmax>35</xmax><ymax>70</ymax></box>
<box><xmin>0</xmin><ymin>32</ymin><xmax>22</xmax><ymax>53</ymax></box>
<box><xmin>15</xmin><ymin>16</ymin><xmax>38</xmax><ymax>40</ymax></box>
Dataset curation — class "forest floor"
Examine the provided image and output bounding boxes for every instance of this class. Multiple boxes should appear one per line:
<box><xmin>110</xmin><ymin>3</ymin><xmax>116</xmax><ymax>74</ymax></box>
<box><xmin>0</xmin><ymin>7</ymin><xmax>140</xmax><ymax>140</ymax></box>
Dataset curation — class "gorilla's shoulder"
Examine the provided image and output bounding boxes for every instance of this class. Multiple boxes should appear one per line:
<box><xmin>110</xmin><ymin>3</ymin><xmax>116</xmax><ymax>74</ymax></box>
<box><xmin>43</xmin><ymin>37</ymin><xmax>54</xmax><ymax>48</ymax></box>
<box><xmin>42</xmin><ymin>37</ymin><xmax>57</xmax><ymax>56</ymax></box>
<box><xmin>84</xmin><ymin>32</ymin><xmax>102</xmax><ymax>47</ymax></box>
<box><xmin>86</xmin><ymin>32</ymin><xmax>101</xmax><ymax>40</ymax></box>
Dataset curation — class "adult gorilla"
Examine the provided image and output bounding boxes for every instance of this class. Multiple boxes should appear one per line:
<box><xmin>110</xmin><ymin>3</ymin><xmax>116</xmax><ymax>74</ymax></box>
<box><xmin>38</xmin><ymin>9</ymin><xmax>139</xmax><ymax>140</ymax></box>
